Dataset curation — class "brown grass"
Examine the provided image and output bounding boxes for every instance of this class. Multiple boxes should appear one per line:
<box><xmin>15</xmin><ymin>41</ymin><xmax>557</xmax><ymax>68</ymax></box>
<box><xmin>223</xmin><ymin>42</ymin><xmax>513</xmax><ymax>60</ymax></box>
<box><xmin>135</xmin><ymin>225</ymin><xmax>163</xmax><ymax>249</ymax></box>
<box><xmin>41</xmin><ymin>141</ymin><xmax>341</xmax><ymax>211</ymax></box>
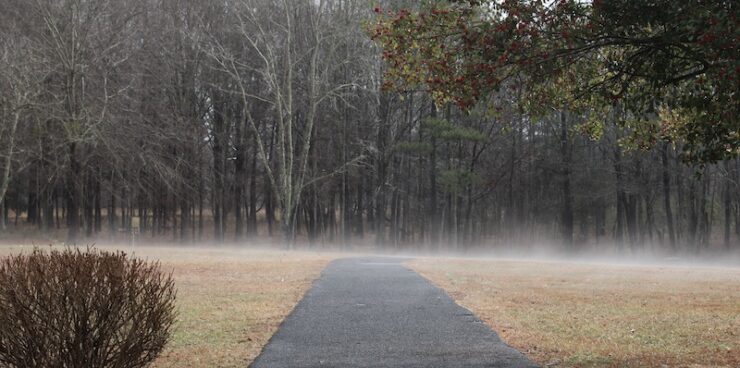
<box><xmin>409</xmin><ymin>258</ymin><xmax>740</xmax><ymax>368</ymax></box>
<box><xmin>0</xmin><ymin>244</ymin><xmax>335</xmax><ymax>368</ymax></box>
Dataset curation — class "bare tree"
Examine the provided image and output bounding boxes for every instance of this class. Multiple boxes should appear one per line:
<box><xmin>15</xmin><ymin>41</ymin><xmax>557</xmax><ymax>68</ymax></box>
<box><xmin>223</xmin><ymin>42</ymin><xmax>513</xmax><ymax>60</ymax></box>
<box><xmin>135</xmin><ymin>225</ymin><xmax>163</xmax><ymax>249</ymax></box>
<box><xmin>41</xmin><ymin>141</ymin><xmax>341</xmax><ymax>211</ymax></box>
<box><xmin>0</xmin><ymin>36</ymin><xmax>41</xmax><ymax>229</ymax></box>
<box><xmin>205</xmin><ymin>0</ymin><xmax>357</xmax><ymax>243</ymax></box>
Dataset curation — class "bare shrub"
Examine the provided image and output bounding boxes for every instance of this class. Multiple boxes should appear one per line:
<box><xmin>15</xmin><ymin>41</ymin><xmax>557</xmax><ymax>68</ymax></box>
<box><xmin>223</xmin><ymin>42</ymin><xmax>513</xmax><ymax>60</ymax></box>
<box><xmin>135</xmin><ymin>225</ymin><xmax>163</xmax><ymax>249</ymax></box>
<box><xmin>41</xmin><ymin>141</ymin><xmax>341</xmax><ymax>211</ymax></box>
<box><xmin>0</xmin><ymin>247</ymin><xmax>176</xmax><ymax>368</ymax></box>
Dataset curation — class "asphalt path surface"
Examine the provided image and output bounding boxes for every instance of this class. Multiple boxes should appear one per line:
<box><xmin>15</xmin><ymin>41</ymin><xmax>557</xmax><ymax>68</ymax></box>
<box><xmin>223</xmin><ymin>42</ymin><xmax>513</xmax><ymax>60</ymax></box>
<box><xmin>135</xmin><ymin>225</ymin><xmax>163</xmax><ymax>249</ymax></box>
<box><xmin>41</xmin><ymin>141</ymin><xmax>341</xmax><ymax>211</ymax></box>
<box><xmin>250</xmin><ymin>257</ymin><xmax>538</xmax><ymax>368</ymax></box>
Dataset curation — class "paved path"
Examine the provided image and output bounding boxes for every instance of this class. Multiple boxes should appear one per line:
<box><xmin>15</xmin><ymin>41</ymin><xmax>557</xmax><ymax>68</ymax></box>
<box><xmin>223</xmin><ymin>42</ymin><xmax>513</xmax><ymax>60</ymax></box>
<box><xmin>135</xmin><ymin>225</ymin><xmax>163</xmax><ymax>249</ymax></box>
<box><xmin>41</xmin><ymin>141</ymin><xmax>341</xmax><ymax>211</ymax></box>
<box><xmin>250</xmin><ymin>257</ymin><xmax>538</xmax><ymax>368</ymax></box>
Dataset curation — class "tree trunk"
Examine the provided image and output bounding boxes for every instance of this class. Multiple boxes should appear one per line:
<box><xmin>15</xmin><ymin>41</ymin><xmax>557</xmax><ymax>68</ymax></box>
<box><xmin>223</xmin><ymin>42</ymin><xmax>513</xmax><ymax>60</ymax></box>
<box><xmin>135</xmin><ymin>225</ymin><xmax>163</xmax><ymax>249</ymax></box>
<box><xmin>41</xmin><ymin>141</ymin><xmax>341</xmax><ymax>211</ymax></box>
<box><xmin>93</xmin><ymin>179</ymin><xmax>101</xmax><ymax>234</ymax></box>
<box><xmin>661</xmin><ymin>144</ymin><xmax>677</xmax><ymax>249</ymax></box>
<box><xmin>0</xmin><ymin>198</ymin><xmax>5</xmax><ymax>231</ymax></box>
<box><xmin>109</xmin><ymin>178</ymin><xmax>116</xmax><ymax>239</ymax></box>
<box><xmin>356</xmin><ymin>180</ymin><xmax>364</xmax><ymax>238</ymax></box>
<box><xmin>0</xmin><ymin>111</ymin><xmax>21</xmax><ymax>231</ymax></box>
<box><xmin>688</xmin><ymin>180</ymin><xmax>698</xmax><ymax>250</ymax></box>
<box><xmin>212</xmin><ymin>94</ymin><xmax>226</xmax><ymax>243</ymax></box>
<box><xmin>724</xmin><ymin>161</ymin><xmax>732</xmax><ymax>250</ymax></box>
<box><xmin>66</xmin><ymin>143</ymin><xmax>81</xmax><ymax>243</ymax></box>
<box><xmin>625</xmin><ymin>194</ymin><xmax>638</xmax><ymax>251</ymax></box>
<box><xmin>280</xmin><ymin>205</ymin><xmax>295</xmax><ymax>246</ymax></box>
<box><xmin>614</xmin><ymin>148</ymin><xmax>626</xmax><ymax>249</ymax></box>
<box><xmin>735</xmin><ymin>159</ymin><xmax>740</xmax><ymax>242</ymax></box>
<box><xmin>248</xmin><ymin>148</ymin><xmax>258</xmax><ymax>237</ymax></box>
<box><xmin>265</xmin><ymin>180</ymin><xmax>275</xmax><ymax>237</ymax></box>
<box><xmin>181</xmin><ymin>200</ymin><xmax>190</xmax><ymax>242</ymax></box>
<box><xmin>327</xmin><ymin>188</ymin><xmax>336</xmax><ymax>242</ymax></box>
<box><xmin>390</xmin><ymin>187</ymin><xmax>399</xmax><ymax>248</ymax></box>
<box><xmin>559</xmin><ymin>111</ymin><xmax>574</xmax><ymax>248</ymax></box>
<box><xmin>84</xmin><ymin>171</ymin><xmax>94</xmax><ymax>238</ymax></box>
<box><xmin>235</xmin><ymin>114</ymin><xmax>246</xmax><ymax>241</ymax></box>
<box><xmin>375</xmin><ymin>96</ymin><xmax>389</xmax><ymax>246</ymax></box>
<box><xmin>28</xmin><ymin>173</ymin><xmax>38</xmax><ymax>225</ymax></box>
<box><xmin>428</xmin><ymin>103</ymin><xmax>439</xmax><ymax>248</ymax></box>
<box><xmin>198</xmin><ymin>173</ymin><xmax>204</xmax><ymax>241</ymax></box>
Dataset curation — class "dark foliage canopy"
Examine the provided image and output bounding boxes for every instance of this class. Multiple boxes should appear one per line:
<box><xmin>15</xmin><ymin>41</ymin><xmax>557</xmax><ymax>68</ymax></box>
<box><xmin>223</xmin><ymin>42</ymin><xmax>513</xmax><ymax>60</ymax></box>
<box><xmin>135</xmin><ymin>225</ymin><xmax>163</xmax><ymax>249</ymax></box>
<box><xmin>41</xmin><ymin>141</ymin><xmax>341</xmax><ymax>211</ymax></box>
<box><xmin>371</xmin><ymin>0</ymin><xmax>739</xmax><ymax>163</ymax></box>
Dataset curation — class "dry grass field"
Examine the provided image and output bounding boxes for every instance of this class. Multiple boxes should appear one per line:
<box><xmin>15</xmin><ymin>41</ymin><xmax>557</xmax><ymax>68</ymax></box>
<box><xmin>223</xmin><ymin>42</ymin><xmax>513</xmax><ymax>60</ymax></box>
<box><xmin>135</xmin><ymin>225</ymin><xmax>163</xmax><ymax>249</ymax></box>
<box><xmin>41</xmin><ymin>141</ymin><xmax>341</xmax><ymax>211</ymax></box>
<box><xmin>409</xmin><ymin>258</ymin><xmax>740</xmax><ymax>367</ymax></box>
<box><xmin>3</xmin><ymin>243</ymin><xmax>738</xmax><ymax>367</ymax></box>
<box><xmin>0</xmin><ymin>244</ymin><xmax>335</xmax><ymax>368</ymax></box>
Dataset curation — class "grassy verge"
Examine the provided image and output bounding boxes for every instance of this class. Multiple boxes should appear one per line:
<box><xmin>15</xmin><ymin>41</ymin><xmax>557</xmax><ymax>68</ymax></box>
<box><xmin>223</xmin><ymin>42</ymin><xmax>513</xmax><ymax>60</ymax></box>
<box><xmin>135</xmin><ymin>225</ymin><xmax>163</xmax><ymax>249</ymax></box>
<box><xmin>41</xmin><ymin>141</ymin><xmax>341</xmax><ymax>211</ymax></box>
<box><xmin>409</xmin><ymin>258</ymin><xmax>740</xmax><ymax>367</ymax></box>
<box><xmin>0</xmin><ymin>244</ymin><xmax>334</xmax><ymax>367</ymax></box>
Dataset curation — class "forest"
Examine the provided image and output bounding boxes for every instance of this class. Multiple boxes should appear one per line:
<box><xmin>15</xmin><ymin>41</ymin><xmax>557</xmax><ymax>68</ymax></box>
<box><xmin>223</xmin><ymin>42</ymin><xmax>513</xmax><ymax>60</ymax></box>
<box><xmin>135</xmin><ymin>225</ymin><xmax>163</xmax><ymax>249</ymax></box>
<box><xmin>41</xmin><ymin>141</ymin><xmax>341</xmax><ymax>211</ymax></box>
<box><xmin>0</xmin><ymin>0</ymin><xmax>738</xmax><ymax>254</ymax></box>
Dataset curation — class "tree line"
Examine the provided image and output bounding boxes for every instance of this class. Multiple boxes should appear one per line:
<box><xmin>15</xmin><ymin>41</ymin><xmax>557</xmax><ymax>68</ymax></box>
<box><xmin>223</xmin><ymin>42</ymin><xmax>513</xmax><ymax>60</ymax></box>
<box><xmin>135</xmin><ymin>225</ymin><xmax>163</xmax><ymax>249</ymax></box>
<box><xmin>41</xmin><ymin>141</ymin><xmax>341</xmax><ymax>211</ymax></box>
<box><xmin>0</xmin><ymin>0</ymin><xmax>738</xmax><ymax>253</ymax></box>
